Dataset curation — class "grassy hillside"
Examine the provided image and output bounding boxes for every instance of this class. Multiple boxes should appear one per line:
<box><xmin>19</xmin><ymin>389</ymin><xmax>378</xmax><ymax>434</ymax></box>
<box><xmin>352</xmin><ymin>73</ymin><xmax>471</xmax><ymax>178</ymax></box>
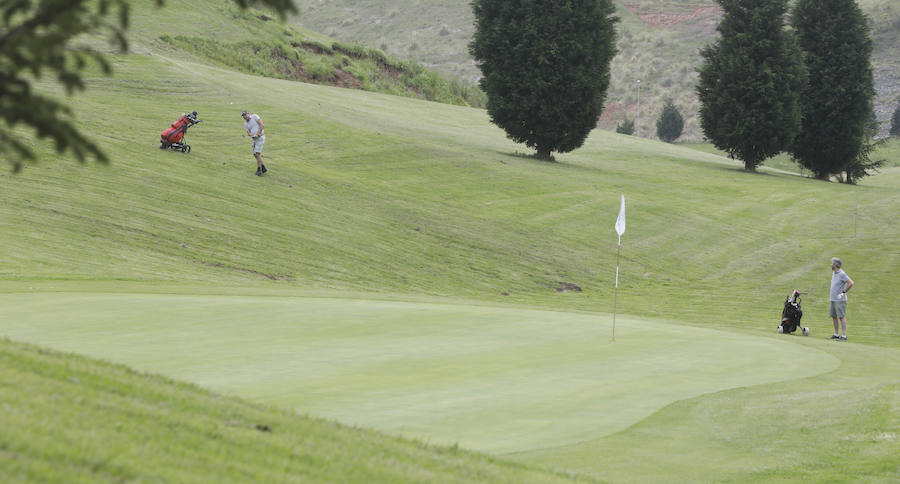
<box><xmin>1</xmin><ymin>0</ymin><xmax>900</xmax><ymax>481</ymax></box>
<box><xmin>0</xmin><ymin>337</ymin><xmax>584</xmax><ymax>483</ymax></box>
<box><xmin>5</xmin><ymin>50</ymin><xmax>897</xmax><ymax>339</ymax></box>
<box><xmin>122</xmin><ymin>0</ymin><xmax>484</xmax><ymax>107</ymax></box>
<box><xmin>291</xmin><ymin>0</ymin><xmax>900</xmax><ymax>139</ymax></box>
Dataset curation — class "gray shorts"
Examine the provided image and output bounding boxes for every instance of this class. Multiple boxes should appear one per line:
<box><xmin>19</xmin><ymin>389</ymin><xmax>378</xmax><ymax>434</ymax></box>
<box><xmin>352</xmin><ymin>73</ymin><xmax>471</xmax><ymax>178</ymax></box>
<box><xmin>251</xmin><ymin>135</ymin><xmax>266</xmax><ymax>154</ymax></box>
<box><xmin>830</xmin><ymin>300</ymin><xmax>847</xmax><ymax>318</ymax></box>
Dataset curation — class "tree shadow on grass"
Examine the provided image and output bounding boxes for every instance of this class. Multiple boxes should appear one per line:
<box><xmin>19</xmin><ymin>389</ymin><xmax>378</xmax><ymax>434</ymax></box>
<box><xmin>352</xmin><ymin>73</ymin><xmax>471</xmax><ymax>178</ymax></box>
<box><xmin>496</xmin><ymin>150</ymin><xmax>580</xmax><ymax>168</ymax></box>
<box><xmin>709</xmin><ymin>163</ymin><xmax>809</xmax><ymax>180</ymax></box>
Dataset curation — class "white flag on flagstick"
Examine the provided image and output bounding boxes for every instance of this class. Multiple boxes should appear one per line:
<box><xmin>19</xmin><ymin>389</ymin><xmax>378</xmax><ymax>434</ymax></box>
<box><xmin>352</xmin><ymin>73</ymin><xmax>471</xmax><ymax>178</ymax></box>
<box><xmin>612</xmin><ymin>194</ymin><xmax>626</xmax><ymax>341</ymax></box>
<box><xmin>615</xmin><ymin>194</ymin><xmax>626</xmax><ymax>244</ymax></box>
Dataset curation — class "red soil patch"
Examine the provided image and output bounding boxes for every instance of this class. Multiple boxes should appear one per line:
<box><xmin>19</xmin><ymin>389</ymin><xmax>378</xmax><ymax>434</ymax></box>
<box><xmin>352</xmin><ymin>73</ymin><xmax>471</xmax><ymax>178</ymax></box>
<box><xmin>334</xmin><ymin>69</ymin><xmax>363</xmax><ymax>89</ymax></box>
<box><xmin>299</xmin><ymin>42</ymin><xmax>328</xmax><ymax>55</ymax></box>
<box><xmin>598</xmin><ymin>101</ymin><xmax>627</xmax><ymax>128</ymax></box>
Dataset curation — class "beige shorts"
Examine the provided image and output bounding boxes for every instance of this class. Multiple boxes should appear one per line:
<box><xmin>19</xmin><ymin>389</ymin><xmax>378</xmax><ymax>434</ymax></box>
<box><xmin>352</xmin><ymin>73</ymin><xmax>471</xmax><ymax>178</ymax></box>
<box><xmin>830</xmin><ymin>300</ymin><xmax>846</xmax><ymax>318</ymax></box>
<box><xmin>251</xmin><ymin>135</ymin><xmax>266</xmax><ymax>154</ymax></box>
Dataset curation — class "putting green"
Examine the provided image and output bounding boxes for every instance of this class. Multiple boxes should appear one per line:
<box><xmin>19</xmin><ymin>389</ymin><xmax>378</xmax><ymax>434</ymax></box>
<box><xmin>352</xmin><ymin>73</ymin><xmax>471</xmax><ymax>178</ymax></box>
<box><xmin>0</xmin><ymin>292</ymin><xmax>838</xmax><ymax>454</ymax></box>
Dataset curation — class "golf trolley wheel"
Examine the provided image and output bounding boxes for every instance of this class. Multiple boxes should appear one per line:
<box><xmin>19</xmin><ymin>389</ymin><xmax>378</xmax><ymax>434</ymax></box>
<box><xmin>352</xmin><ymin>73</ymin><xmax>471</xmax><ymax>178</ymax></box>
<box><xmin>181</xmin><ymin>145</ymin><xmax>188</xmax><ymax>153</ymax></box>
<box><xmin>186</xmin><ymin>145</ymin><xmax>191</xmax><ymax>153</ymax></box>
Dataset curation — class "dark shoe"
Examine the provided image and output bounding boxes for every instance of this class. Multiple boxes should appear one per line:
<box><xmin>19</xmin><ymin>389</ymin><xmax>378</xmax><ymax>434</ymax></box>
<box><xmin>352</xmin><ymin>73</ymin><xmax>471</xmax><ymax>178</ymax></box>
<box><xmin>255</xmin><ymin>168</ymin><xmax>262</xmax><ymax>176</ymax></box>
<box><xmin>261</xmin><ymin>165</ymin><xmax>267</xmax><ymax>173</ymax></box>
<box><xmin>839</xmin><ymin>336</ymin><xmax>847</xmax><ymax>341</ymax></box>
<box><xmin>827</xmin><ymin>334</ymin><xmax>841</xmax><ymax>340</ymax></box>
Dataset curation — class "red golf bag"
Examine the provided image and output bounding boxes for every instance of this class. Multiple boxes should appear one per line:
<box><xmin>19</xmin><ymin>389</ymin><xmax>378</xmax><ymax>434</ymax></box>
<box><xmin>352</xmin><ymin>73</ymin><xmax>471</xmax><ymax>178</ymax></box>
<box><xmin>159</xmin><ymin>111</ymin><xmax>201</xmax><ymax>152</ymax></box>
<box><xmin>161</xmin><ymin>115</ymin><xmax>191</xmax><ymax>144</ymax></box>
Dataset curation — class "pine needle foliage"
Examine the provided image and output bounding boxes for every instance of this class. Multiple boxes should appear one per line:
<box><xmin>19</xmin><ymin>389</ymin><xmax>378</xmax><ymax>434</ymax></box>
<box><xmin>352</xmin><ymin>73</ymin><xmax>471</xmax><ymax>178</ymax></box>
<box><xmin>469</xmin><ymin>0</ymin><xmax>617</xmax><ymax>160</ymax></box>
<box><xmin>696</xmin><ymin>0</ymin><xmax>806</xmax><ymax>171</ymax></box>
<box><xmin>791</xmin><ymin>0</ymin><xmax>875</xmax><ymax>182</ymax></box>
<box><xmin>656</xmin><ymin>100</ymin><xmax>684</xmax><ymax>142</ymax></box>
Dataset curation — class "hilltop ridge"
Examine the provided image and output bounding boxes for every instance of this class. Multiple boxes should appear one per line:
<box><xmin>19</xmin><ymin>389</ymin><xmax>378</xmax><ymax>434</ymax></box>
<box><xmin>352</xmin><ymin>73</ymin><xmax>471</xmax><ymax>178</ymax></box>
<box><xmin>290</xmin><ymin>0</ymin><xmax>900</xmax><ymax>139</ymax></box>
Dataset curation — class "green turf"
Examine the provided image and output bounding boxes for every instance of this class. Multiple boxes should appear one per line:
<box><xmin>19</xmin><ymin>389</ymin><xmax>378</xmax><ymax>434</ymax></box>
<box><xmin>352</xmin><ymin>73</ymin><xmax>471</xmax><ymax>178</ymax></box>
<box><xmin>512</xmin><ymin>341</ymin><xmax>900</xmax><ymax>482</ymax></box>
<box><xmin>0</xmin><ymin>292</ymin><xmax>839</xmax><ymax>455</ymax></box>
<box><xmin>681</xmin><ymin>138</ymin><xmax>900</xmax><ymax>175</ymax></box>
<box><xmin>0</xmin><ymin>337</ymin><xmax>586</xmax><ymax>484</ymax></box>
<box><xmin>2</xmin><ymin>1</ymin><xmax>900</xmax><ymax>481</ymax></box>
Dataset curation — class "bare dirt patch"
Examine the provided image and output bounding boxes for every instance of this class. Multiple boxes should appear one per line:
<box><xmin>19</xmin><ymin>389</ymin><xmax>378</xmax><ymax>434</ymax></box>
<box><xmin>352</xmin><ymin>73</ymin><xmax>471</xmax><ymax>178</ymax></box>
<box><xmin>623</xmin><ymin>4</ymin><xmax>722</xmax><ymax>27</ymax></box>
<box><xmin>334</xmin><ymin>69</ymin><xmax>363</xmax><ymax>89</ymax></box>
<box><xmin>554</xmin><ymin>282</ymin><xmax>583</xmax><ymax>293</ymax></box>
<box><xmin>299</xmin><ymin>42</ymin><xmax>328</xmax><ymax>55</ymax></box>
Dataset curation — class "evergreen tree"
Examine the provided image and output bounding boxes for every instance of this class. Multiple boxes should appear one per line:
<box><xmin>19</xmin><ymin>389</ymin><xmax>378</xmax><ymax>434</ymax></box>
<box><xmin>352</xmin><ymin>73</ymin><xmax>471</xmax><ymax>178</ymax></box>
<box><xmin>792</xmin><ymin>0</ymin><xmax>874</xmax><ymax>182</ymax></box>
<box><xmin>616</xmin><ymin>118</ymin><xmax>634</xmax><ymax>135</ymax></box>
<box><xmin>841</xmin><ymin>102</ymin><xmax>885</xmax><ymax>184</ymax></box>
<box><xmin>696</xmin><ymin>0</ymin><xmax>806</xmax><ymax>171</ymax></box>
<box><xmin>656</xmin><ymin>100</ymin><xmax>684</xmax><ymax>142</ymax></box>
<box><xmin>469</xmin><ymin>0</ymin><xmax>617</xmax><ymax>160</ymax></box>
<box><xmin>891</xmin><ymin>102</ymin><xmax>900</xmax><ymax>137</ymax></box>
<box><xmin>1</xmin><ymin>0</ymin><xmax>295</xmax><ymax>172</ymax></box>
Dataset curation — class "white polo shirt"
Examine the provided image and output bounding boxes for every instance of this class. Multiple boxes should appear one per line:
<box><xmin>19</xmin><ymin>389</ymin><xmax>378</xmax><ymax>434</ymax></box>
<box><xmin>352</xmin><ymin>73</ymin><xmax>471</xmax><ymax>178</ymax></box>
<box><xmin>244</xmin><ymin>114</ymin><xmax>263</xmax><ymax>137</ymax></box>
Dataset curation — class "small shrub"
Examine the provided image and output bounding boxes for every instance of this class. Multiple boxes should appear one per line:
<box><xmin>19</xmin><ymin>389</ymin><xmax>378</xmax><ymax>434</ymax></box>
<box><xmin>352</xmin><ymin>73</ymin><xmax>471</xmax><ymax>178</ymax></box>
<box><xmin>304</xmin><ymin>56</ymin><xmax>335</xmax><ymax>81</ymax></box>
<box><xmin>616</xmin><ymin>119</ymin><xmax>635</xmax><ymax>135</ymax></box>
<box><xmin>656</xmin><ymin>99</ymin><xmax>684</xmax><ymax>142</ymax></box>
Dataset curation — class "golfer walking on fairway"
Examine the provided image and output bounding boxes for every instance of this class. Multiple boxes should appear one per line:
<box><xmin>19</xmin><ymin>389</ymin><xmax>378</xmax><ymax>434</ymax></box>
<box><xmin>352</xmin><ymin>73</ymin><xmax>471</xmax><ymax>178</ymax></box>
<box><xmin>242</xmin><ymin>110</ymin><xmax>267</xmax><ymax>176</ymax></box>
<box><xmin>828</xmin><ymin>257</ymin><xmax>854</xmax><ymax>341</ymax></box>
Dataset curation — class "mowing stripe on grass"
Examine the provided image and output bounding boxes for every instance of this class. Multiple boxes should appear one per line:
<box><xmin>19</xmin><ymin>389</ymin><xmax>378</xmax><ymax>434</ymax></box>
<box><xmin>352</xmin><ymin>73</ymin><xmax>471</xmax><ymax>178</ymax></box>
<box><xmin>0</xmin><ymin>291</ymin><xmax>837</xmax><ymax>454</ymax></box>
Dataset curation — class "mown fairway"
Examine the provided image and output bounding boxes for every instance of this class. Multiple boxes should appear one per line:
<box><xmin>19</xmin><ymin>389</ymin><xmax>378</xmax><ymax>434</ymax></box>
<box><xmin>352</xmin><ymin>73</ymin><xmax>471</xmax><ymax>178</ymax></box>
<box><xmin>1</xmin><ymin>2</ymin><xmax>899</xmax><ymax>482</ymax></box>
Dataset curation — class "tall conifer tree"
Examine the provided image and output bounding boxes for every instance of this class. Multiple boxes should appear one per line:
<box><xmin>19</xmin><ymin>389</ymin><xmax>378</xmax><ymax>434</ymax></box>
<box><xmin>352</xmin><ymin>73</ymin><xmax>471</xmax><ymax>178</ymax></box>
<box><xmin>791</xmin><ymin>0</ymin><xmax>874</xmax><ymax>182</ymax></box>
<box><xmin>696</xmin><ymin>0</ymin><xmax>806</xmax><ymax>171</ymax></box>
<box><xmin>469</xmin><ymin>0</ymin><xmax>617</xmax><ymax>159</ymax></box>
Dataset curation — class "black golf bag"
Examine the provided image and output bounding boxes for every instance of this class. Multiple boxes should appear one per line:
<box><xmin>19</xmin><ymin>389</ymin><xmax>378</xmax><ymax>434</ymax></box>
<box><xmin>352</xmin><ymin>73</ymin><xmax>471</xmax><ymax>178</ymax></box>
<box><xmin>778</xmin><ymin>290</ymin><xmax>808</xmax><ymax>335</ymax></box>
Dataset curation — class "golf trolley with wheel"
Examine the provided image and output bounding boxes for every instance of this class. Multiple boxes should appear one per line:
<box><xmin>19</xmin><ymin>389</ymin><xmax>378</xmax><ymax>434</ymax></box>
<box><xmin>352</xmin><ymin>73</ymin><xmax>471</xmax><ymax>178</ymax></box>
<box><xmin>778</xmin><ymin>290</ymin><xmax>809</xmax><ymax>336</ymax></box>
<box><xmin>160</xmin><ymin>111</ymin><xmax>202</xmax><ymax>153</ymax></box>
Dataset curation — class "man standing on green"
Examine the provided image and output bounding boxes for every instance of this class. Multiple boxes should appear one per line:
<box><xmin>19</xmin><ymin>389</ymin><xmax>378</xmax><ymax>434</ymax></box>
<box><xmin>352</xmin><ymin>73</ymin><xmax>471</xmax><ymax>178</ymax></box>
<box><xmin>241</xmin><ymin>110</ymin><xmax>267</xmax><ymax>176</ymax></box>
<box><xmin>828</xmin><ymin>257</ymin><xmax>854</xmax><ymax>341</ymax></box>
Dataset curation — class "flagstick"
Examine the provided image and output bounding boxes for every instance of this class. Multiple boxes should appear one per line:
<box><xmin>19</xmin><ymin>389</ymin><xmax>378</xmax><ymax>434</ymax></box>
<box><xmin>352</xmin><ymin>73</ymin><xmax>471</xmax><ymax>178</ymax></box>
<box><xmin>612</xmin><ymin>235</ymin><xmax>621</xmax><ymax>342</ymax></box>
<box><xmin>612</xmin><ymin>194</ymin><xmax>626</xmax><ymax>343</ymax></box>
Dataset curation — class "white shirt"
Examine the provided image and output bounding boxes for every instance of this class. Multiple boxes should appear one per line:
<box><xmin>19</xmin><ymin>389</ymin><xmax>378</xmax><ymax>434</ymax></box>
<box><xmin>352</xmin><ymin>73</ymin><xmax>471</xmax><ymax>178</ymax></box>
<box><xmin>244</xmin><ymin>114</ymin><xmax>263</xmax><ymax>137</ymax></box>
